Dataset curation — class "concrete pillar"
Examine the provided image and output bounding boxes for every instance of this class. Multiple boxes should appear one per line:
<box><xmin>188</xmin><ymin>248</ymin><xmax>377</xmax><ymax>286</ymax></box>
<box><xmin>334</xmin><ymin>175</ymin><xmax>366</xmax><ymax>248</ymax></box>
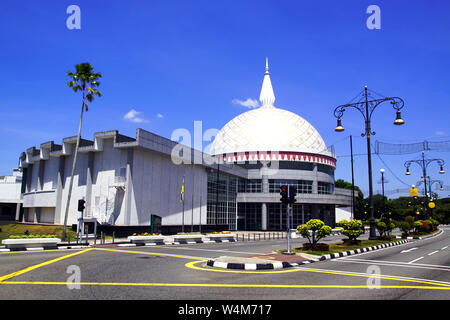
<box><xmin>261</xmin><ymin>203</ymin><xmax>267</xmax><ymax>230</ymax></box>
<box><xmin>312</xmin><ymin>164</ymin><xmax>318</xmax><ymax>194</ymax></box>
<box><xmin>85</xmin><ymin>153</ymin><xmax>94</xmax><ymax>218</ymax></box>
<box><xmin>37</xmin><ymin>160</ymin><xmax>45</xmax><ymax>191</ymax></box>
<box><xmin>54</xmin><ymin>157</ymin><xmax>65</xmax><ymax>224</ymax></box>
<box><xmin>124</xmin><ymin>149</ymin><xmax>134</xmax><ymax>226</ymax></box>
<box><xmin>261</xmin><ymin>162</ymin><xmax>269</xmax><ymax>230</ymax></box>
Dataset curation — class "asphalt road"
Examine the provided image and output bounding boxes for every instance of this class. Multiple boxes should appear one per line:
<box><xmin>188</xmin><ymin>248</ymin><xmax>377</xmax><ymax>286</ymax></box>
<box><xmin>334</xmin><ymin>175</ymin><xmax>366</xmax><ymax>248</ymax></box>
<box><xmin>0</xmin><ymin>227</ymin><xmax>448</xmax><ymax>301</ymax></box>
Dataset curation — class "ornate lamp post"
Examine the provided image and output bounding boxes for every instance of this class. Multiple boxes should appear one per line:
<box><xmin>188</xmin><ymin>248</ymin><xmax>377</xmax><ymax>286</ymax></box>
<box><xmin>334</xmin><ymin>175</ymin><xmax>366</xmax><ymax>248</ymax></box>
<box><xmin>380</xmin><ymin>168</ymin><xmax>385</xmax><ymax>218</ymax></box>
<box><xmin>404</xmin><ymin>152</ymin><xmax>445</xmax><ymax>218</ymax></box>
<box><xmin>333</xmin><ymin>86</ymin><xmax>405</xmax><ymax>240</ymax></box>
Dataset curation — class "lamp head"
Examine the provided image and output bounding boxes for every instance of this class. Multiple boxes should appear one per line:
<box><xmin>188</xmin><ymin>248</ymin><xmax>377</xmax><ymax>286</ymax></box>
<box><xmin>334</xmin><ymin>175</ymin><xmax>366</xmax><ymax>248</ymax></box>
<box><xmin>335</xmin><ymin>118</ymin><xmax>344</xmax><ymax>132</ymax></box>
<box><xmin>380</xmin><ymin>168</ymin><xmax>385</xmax><ymax>174</ymax></box>
<box><xmin>394</xmin><ymin>110</ymin><xmax>405</xmax><ymax>125</ymax></box>
<box><xmin>406</xmin><ymin>167</ymin><xmax>411</xmax><ymax>175</ymax></box>
<box><xmin>439</xmin><ymin>165</ymin><xmax>445</xmax><ymax>174</ymax></box>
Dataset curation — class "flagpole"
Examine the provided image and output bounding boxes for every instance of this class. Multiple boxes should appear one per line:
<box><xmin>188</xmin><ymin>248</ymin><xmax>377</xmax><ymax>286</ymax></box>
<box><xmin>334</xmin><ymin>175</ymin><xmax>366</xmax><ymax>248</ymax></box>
<box><xmin>191</xmin><ymin>193</ymin><xmax>194</xmax><ymax>232</ymax></box>
<box><xmin>199</xmin><ymin>195</ymin><xmax>202</xmax><ymax>233</ymax></box>
<box><xmin>181</xmin><ymin>175</ymin><xmax>185</xmax><ymax>233</ymax></box>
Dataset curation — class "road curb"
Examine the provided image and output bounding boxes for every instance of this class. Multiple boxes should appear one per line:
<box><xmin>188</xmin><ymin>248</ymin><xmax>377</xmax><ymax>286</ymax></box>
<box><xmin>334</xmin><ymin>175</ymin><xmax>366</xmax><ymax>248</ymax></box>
<box><xmin>0</xmin><ymin>245</ymin><xmax>91</xmax><ymax>252</ymax></box>
<box><xmin>206</xmin><ymin>240</ymin><xmax>409</xmax><ymax>270</ymax></box>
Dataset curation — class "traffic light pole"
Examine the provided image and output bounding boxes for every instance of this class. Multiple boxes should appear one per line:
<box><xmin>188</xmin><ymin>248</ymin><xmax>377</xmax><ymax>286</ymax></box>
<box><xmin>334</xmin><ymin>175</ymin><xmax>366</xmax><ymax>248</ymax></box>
<box><xmin>287</xmin><ymin>202</ymin><xmax>291</xmax><ymax>254</ymax></box>
<box><xmin>280</xmin><ymin>185</ymin><xmax>295</xmax><ymax>255</ymax></box>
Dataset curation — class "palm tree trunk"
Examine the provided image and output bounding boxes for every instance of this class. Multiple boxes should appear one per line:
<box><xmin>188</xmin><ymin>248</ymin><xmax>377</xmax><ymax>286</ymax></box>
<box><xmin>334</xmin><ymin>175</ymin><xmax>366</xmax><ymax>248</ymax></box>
<box><xmin>61</xmin><ymin>90</ymin><xmax>85</xmax><ymax>241</ymax></box>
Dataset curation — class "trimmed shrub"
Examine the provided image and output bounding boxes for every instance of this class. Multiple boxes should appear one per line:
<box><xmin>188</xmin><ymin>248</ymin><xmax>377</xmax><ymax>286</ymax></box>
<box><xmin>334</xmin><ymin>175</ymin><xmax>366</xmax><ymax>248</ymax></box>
<box><xmin>397</xmin><ymin>221</ymin><xmax>412</xmax><ymax>237</ymax></box>
<box><xmin>405</xmin><ymin>216</ymin><xmax>415</xmax><ymax>229</ymax></box>
<box><xmin>9</xmin><ymin>234</ymin><xmax>57</xmax><ymax>239</ymax></box>
<box><xmin>337</xmin><ymin>219</ymin><xmax>364</xmax><ymax>241</ymax></box>
<box><xmin>297</xmin><ymin>219</ymin><xmax>332</xmax><ymax>250</ymax></box>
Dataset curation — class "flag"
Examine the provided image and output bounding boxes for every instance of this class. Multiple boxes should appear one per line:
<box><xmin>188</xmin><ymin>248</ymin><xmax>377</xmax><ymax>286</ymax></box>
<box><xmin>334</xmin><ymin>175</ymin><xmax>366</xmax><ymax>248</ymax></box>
<box><xmin>180</xmin><ymin>176</ymin><xmax>185</xmax><ymax>203</ymax></box>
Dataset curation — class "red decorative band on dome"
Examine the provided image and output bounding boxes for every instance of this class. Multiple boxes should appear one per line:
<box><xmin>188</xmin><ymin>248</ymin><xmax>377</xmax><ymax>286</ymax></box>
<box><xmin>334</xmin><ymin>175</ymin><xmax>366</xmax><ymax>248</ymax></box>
<box><xmin>218</xmin><ymin>151</ymin><xmax>336</xmax><ymax>167</ymax></box>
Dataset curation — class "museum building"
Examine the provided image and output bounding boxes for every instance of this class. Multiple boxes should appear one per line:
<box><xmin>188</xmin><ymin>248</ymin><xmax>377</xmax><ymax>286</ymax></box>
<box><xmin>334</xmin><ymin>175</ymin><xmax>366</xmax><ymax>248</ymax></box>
<box><xmin>16</xmin><ymin>61</ymin><xmax>352</xmax><ymax>233</ymax></box>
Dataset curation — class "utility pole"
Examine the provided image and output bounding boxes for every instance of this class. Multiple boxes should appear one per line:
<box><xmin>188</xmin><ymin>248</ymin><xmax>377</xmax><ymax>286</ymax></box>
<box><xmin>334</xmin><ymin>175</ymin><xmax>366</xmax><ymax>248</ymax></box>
<box><xmin>350</xmin><ymin>135</ymin><xmax>355</xmax><ymax>220</ymax></box>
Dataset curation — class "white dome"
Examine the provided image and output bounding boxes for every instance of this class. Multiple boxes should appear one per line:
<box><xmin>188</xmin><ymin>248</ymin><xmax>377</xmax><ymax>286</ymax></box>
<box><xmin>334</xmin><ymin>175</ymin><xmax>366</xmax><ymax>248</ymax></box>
<box><xmin>210</xmin><ymin>105</ymin><xmax>328</xmax><ymax>155</ymax></box>
<box><xmin>211</xmin><ymin>59</ymin><xmax>330</xmax><ymax>158</ymax></box>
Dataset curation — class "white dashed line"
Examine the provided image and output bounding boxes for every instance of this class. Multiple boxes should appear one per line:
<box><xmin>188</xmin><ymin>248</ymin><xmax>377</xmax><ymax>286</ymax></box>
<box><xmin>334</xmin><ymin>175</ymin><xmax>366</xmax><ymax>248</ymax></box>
<box><xmin>408</xmin><ymin>257</ymin><xmax>424</xmax><ymax>264</ymax></box>
<box><xmin>428</xmin><ymin>250</ymin><xmax>439</xmax><ymax>256</ymax></box>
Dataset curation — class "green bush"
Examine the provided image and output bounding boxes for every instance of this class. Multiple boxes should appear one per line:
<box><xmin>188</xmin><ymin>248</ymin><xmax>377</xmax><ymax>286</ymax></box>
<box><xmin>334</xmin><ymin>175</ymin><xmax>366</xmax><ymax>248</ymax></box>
<box><xmin>413</xmin><ymin>220</ymin><xmax>433</xmax><ymax>234</ymax></box>
<box><xmin>337</xmin><ymin>219</ymin><xmax>364</xmax><ymax>241</ymax></box>
<box><xmin>405</xmin><ymin>216</ymin><xmax>415</xmax><ymax>228</ymax></box>
<box><xmin>9</xmin><ymin>234</ymin><xmax>57</xmax><ymax>239</ymax></box>
<box><xmin>375</xmin><ymin>219</ymin><xmax>395</xmax><ymax>238</ymax></box>
<box><xmin>427</xmin><ymin>218</ymin><xmax>440</xmax><ymax>231</ymax></box>
<box><xmin>297</xmin><ymin>219</ymin><xmax>332</xmax><ymax>249</ymax></box>
<box><xmin>397</xmin><ymin>221</ymin><xmax>412</xmax><ymax>236</ymax></box>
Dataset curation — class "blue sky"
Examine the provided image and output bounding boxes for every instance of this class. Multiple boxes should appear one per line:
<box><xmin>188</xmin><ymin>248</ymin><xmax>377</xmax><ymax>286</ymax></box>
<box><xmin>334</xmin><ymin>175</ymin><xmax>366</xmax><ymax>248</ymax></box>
<box><xmin>1</xmin><ymin>0</ymin><xmax>449</xmax><ymax>198</ymax></box>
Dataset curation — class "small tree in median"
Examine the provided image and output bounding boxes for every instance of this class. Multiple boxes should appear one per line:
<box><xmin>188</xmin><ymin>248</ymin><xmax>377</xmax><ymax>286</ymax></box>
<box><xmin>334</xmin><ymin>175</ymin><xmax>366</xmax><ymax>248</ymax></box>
<box><xmin>375</xmin><ymin>218</ymin><xmax>395</xmax><ymax>239</ymax></box>
<box><xmin>297</xmin><ymin>219</ymin><xmax>332</xmax><ymax>250</ymax></box>
<box><xmin>336</xmin><ymin>219</ymin><xmax>364</xmax><ymax>244</ymax></box>
<box><xmin>397</xmin><ymin>221</ymin><xmax>412</xmax><ymax>237</ymax></box>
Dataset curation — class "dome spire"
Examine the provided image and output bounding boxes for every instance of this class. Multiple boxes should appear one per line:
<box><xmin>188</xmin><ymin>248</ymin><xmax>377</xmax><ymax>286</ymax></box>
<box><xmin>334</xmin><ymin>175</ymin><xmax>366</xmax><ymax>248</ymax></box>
<box><xmin>259</xmin><ymin>57</ymin><xmax>275</xmax><ymax>107</ymax></box>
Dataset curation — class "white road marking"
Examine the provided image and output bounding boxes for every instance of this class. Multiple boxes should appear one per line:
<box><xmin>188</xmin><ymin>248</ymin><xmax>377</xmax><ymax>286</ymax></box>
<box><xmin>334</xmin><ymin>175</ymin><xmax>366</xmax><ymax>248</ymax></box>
<box><xmin>334</xmin><ymin>258</ymin><xmax>450</xmax><ymax>271</ymax></box>
<box><xmin>428</xmin><ymin>250</ymin><xmax>439</xmax><ymax>256</ymax></box>
<box><xmin>408</xmin><ymin>257</ymin><xmax>425</xmax><ymax>264</ymax></box>
<box><xmin>400</xmin><ymin>248</ymin><xmax>418</xmax><ymax>253</ymax></box>
<box><xmin>297</xmin><ymin>266</ymin><xmax>450</xmax><ymax>286</ymax></box>
<box><xmin>442</xmin><ymin>246</ymin><xmax>448</xmax><ymax>250</ymax></box>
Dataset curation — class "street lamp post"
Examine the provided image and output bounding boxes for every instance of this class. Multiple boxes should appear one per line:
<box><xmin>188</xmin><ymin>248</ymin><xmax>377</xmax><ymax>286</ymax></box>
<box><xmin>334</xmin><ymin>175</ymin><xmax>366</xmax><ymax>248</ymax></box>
<box><xmin>380</xmin><ymin>168</ymin><xmax>385</xmax><ymax>218</ymax></box>
<box><xmin>404</xmin><ymin>152</ymin><xmax>445</xmax><ymax>219</ymax></box>
<box><xmin>416</xmin><ymin>177</ymin><xmax>443</xmax><ymax>218</ymax></box>
<box><xmin>333</xmin><ymin>86</ymin><xmax>405</xmax><ymax>240</ymax></box>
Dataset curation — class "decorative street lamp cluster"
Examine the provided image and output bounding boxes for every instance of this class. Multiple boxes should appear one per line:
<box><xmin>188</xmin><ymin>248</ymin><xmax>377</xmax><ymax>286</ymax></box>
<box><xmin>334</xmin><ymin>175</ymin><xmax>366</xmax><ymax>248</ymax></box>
<box><xmin>333</xmin><ymin>86</ymin><xmax>405</xmax><ymax>240</ymax></box>
<box><xmin>404</xmin><ymin>152</ymin><xmax>445</xmax><ymax>218</ymax></box>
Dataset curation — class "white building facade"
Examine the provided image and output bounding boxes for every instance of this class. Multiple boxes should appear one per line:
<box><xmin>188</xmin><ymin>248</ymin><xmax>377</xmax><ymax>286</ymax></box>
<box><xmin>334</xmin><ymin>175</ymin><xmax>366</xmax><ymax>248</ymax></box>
<box><xmin>16</xmin><ymin>62</ymin><xmax>352</xmax><ymax>233</ymax></box>
<box><xmin>0</xmin><ymin>169</ymin><xmax>22</xmax><ymax>221</ymax></box>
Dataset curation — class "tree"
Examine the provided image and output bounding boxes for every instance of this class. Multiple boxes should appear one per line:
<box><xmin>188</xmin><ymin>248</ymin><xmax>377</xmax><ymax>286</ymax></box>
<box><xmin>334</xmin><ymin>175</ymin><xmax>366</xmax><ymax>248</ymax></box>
<box><xmin>336</xmin><ymin>219</ymin><xmax>364</xmax><ymax>241</ymax></box>
<box><xmin>297</xmin><ymin>219</ymin><xmax>332</xmax><ymax>249</ymax></box>
<box><xmin>61</xmin><ymin>63</ymin><xmax>102</xmax><ymax>241</ymax></box>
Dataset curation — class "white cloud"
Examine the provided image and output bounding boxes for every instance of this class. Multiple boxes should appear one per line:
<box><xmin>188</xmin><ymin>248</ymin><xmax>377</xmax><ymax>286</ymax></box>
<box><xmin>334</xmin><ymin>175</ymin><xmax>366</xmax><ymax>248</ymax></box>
<box><xmin>436</xmin><ymin>130</ymin><xmax>446</xmax><ymax>136</ymax></box>
<box><xmin>232</xmin><ymin>98</ymin><xmax>259</xmax><ymax>108</ymax></box>
<box><xmin>123</xmin><ymin>109</ymin><xmax>149</xmax><ymax>123</ymax></box>
<box><xmin>157</xmin><ymin>113</ymin><xmax>164</xmax><ymax>119</ymax></box>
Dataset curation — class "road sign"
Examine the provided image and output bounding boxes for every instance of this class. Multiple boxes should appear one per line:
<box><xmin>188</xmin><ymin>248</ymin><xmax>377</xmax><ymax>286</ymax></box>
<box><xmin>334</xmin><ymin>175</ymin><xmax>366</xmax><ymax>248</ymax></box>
<box><xmin>409</xmin><ymin>188</ymin><xmax>418</xmax><ymax>197</ymax></box>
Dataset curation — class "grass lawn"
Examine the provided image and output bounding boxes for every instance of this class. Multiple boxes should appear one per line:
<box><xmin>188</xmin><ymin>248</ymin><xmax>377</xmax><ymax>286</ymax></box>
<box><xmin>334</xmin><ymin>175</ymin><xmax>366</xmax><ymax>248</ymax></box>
<box><xmin>0</xmin><ymin>223</ymin><xmax>77</xmax><ymax>242</ymax></box>
<box><xmin>278</xmin><ymin>238</ymin><xmax>403</xmax><ymax>256</ymax></box>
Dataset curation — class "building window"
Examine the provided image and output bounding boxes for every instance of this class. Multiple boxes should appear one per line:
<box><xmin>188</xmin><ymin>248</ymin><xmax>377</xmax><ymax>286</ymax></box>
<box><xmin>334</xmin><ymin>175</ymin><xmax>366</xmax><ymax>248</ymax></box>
<box><xmin>269</xmin><ymin>180</ymin><xmax>313</xmax><ymax>194</ymax></box>
<box><xmin>207</xmin><ymin>171</ymin><xmax>237</xmax><ymax>230</ymax></box>
<box><xmin>318</xmin><ymin>182</ymin><xmax>334</xmax><ymax>194</ymax></box>
<box><xmin>238</xmin><ymin>179</ymin><xmax>262</xmax><ymax>193</ymax></box>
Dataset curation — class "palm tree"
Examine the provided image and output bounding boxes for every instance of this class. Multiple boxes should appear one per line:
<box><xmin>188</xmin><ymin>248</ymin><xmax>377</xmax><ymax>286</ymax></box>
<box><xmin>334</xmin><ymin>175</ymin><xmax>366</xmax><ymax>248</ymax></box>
<box><xmin>61</xmin><ymin>63</ymin><xmax>102</xmax><ymax>241</ymax></box>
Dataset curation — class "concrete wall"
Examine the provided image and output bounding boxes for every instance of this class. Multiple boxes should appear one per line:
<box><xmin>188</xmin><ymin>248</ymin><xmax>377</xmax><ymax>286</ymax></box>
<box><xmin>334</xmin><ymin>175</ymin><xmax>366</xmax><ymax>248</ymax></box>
<box><xmin>131</xmin><ymin>148</ymin><xmax>208</xmax><ymax>227</ymax></box>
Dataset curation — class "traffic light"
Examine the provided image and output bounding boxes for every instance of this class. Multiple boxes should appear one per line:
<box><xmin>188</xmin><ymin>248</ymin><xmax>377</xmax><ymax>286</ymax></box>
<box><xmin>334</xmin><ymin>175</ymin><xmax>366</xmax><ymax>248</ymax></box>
<box><xmin>78</xmin><ymin>199</ymin><xmax>86</xmax><ymax>212</ymax></box>
<box><xmin>280</xmin><ymin>185</ymin><xmax>288</xmax><ymax>203</ymax></box>
<box><xmin>289</xmin><ymin>185</ymin><xmax>297</xmax><ymax>203</ymax></box>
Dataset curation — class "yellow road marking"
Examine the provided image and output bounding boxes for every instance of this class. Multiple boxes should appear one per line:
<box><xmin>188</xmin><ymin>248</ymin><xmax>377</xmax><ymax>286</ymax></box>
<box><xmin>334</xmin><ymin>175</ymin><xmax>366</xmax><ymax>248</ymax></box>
<box><xmin>0</xmin><ymin>248</ymin><xmax>93</xmax><ymax>283</ymax></box>
<box><xmin>1</xmin><ymin>281</ymin><xmax>450</xmax><ymax>290</ymax></box>
<box><xmin>185</xmin><ymin>260</ymin><xmax>450</xmax><ymax>288</ymax></box>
